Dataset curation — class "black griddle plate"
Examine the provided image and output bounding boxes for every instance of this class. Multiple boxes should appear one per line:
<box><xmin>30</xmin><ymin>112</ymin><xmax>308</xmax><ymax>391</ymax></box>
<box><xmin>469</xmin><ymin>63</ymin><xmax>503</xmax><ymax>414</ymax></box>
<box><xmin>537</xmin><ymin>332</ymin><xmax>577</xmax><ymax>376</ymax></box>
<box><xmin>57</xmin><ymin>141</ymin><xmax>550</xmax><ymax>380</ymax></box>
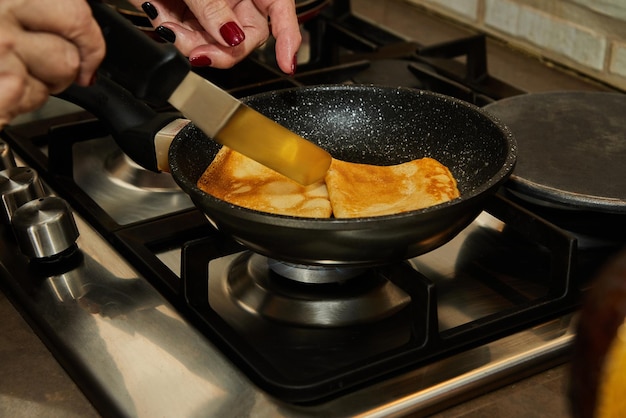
<box><xmin>484</xmin><ymin>91</ymin><xmax>626</xmax><ymax>213</ymax></box>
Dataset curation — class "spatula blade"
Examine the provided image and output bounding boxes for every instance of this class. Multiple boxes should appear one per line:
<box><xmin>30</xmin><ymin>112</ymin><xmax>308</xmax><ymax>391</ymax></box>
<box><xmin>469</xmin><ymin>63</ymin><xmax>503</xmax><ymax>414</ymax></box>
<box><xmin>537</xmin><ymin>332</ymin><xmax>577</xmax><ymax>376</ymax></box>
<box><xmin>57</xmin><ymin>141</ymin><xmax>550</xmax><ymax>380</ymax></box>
<box><xmin>168</xmin><ymin>72</ymin><xmax>332</xmax><ymax>185</ymax></box>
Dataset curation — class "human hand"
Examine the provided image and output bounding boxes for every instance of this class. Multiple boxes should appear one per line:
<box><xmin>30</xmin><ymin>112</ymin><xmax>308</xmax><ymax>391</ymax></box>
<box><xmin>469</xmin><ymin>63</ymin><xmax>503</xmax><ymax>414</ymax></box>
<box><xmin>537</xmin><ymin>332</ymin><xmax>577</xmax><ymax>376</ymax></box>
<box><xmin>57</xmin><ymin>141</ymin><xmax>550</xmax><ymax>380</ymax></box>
<box><xmin>0</xmin><ymin>0</ymin><xmax>105</xmax><ymax>128</ymax></box>
<box><xmin>131</xmin><ymin>0</ymin><xmax>302</xmax><ymax>74</ymax></box>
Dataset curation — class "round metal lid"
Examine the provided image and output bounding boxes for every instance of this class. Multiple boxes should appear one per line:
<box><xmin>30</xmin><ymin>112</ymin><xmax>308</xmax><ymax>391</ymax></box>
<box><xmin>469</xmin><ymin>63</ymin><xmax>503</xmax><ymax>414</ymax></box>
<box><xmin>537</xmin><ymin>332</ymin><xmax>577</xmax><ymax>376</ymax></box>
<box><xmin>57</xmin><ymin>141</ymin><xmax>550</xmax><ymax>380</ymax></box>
<box><xmin>483</xmin><ymin>91</ymin><xmax>626</xmax><ymax>213</ymax></box>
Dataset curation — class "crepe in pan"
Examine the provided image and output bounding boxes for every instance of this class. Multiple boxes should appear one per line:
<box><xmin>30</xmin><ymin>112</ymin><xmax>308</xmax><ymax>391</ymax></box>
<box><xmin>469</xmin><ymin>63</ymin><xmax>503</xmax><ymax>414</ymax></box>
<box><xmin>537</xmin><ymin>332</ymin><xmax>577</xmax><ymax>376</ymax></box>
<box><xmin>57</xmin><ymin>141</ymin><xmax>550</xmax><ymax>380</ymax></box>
<box><xmin>325</xmin><ymin>157</ymin><xmax>460</xmax><ymax>218</ymax></box>
<box><xmin>197</xmin><ymin>148</ymin><xmax>459</xmax><ymax>218</ymax></box>
<box><xmin>196</xmin><ymin>147</ymin><xmax>332</xmax><ymax>218</ymax></box>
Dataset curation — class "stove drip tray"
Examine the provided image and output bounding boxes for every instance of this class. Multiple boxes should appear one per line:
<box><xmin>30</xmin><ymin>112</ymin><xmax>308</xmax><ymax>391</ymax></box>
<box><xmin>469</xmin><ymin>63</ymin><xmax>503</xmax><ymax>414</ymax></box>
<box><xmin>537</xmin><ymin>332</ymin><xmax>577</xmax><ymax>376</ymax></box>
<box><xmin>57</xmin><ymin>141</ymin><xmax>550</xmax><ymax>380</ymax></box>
<box><xmin>104</xmin><ymin>150</ymin><xmax>181</xmax><ymax>192</ymax></box>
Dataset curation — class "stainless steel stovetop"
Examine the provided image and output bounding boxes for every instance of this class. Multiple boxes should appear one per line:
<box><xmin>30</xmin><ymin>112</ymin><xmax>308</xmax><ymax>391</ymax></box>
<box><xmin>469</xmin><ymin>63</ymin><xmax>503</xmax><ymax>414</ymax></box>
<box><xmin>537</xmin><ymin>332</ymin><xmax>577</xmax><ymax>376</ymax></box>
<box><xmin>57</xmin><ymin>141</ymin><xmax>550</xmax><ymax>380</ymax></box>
<box><xmin>0</xmin><ymin>128</ymin><xmax>583</xmax><ymax>415</ymax></box>
<box><xmin>1</xmin><ymin>0</ymin><xmax>623</xmax><ymax>416</ymax></box>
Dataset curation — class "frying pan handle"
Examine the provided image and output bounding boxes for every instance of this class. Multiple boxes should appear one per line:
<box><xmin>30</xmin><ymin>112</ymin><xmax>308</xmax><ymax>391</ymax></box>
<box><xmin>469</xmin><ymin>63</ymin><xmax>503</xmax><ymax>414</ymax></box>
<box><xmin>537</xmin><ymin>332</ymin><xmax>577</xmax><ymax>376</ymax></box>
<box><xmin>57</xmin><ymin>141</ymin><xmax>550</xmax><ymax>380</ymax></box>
<box><xmin>88</xmin><ymin>0</ymin><xmax>190</xmax><ymax>105</ymax></box>
<box><xmin>58</xmin><ymin>77</ymin><xmax>180</xmax><ymax>172</ymax></box>
<box><xmin>56</xmin><ymin>0</ymin><xmax>190</xmax><ymax>171</ymax></box>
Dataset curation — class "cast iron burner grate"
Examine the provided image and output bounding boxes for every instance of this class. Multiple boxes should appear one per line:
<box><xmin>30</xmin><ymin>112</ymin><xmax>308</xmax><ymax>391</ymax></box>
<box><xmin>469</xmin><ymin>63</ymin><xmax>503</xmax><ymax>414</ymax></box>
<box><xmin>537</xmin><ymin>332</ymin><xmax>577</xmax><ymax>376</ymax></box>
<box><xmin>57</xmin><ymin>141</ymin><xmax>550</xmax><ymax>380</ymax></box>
<box><xmin>0</xmin><ymin>114</ymin><xmax>590</xmax><ymax>404</ymax></box>
<box><xmin>176</xmin><ymin>195</ymin><xmax>580</xmax><ymax>403</ymax></box>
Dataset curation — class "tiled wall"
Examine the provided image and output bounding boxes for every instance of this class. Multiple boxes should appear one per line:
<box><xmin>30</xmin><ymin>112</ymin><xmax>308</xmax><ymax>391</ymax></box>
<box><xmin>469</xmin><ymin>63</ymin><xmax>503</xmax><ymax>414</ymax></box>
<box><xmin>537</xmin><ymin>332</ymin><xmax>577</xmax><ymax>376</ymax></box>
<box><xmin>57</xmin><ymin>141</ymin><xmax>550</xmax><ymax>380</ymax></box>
<box><xmin>406</xmin><ymin>0</ymin><xmax>626</xmax><ymax>91</ymax></box>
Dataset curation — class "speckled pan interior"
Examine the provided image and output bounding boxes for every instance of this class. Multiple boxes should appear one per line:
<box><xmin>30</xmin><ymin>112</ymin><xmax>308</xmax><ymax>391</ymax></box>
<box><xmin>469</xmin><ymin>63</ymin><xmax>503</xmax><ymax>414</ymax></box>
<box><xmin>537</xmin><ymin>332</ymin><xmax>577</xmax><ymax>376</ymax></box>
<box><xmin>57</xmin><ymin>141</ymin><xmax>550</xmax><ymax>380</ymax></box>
<box><xmin>169</xmin><ymin>85</ymin><xmax>516</xmax><ymax>265</ymax></box>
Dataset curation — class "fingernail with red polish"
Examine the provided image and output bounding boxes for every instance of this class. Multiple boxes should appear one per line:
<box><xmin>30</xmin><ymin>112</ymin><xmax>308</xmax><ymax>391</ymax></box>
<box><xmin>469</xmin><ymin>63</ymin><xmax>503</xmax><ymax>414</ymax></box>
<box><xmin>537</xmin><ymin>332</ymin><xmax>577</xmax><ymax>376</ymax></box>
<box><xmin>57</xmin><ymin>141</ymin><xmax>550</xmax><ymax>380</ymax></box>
<box><xmin>219</xmin><ymin>22</ymin><xmax>245</xmax><ymax>46</ymax></box>
<box><xmin>290</xmin><ymin>54</ymin><xmax>297</xmax><ymax>76</ymax></box>
<box><xmin>141</xmin><ymin>2</ymin><xmax>158</xmax><ymax>19</ymax></box>
<box><xmin>190</xmin><ymin>55</ymin><xmax>212</xmax><ymax>67</ymax></box>
<box><xmin>156</xmin><ymin>26</ymin><xmax>176</xmax><ymax>43</ymax></box>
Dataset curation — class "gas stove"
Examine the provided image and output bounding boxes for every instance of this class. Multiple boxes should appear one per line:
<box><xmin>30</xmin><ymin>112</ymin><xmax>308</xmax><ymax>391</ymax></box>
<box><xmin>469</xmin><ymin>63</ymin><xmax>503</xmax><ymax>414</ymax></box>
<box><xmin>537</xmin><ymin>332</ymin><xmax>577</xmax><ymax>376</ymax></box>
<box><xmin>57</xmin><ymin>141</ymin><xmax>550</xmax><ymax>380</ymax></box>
<box><xmin>0</xmin><ymin>1</ymin><xmax>622</xmax><ymax>416</ymax></box>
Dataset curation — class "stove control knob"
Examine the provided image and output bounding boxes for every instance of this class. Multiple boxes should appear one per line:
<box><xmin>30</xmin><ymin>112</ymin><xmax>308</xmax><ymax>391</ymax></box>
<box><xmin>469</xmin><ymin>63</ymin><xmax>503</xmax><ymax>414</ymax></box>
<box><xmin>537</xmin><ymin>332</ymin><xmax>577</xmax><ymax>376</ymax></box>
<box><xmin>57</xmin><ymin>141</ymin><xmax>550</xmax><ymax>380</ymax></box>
<box><xmin>0</xmin><ymin>140</ymin><xmax>16</xmax><ymax>170</ymax></box>
<box><xmin>0</xmin><ymin>167</ymin><xmax>45</xmax><ymax>223</ymax></box>
<box><xmin>12</xmin><ymin>196</ymin><xmax>79</xmax><ymax>259</ymax></box>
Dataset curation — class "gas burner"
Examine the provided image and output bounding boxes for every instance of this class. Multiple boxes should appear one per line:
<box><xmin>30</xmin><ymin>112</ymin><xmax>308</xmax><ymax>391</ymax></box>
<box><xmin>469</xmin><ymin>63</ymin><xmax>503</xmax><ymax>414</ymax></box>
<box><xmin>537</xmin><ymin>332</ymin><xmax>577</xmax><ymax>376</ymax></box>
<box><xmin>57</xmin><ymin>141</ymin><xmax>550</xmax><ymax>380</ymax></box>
<box><xmin>267</xmin><ymin>258</ymin><xmax>367</xmax><ymax>283</ymax></box>
<box><xmin>212</xmin><ymin>252</ymin><xmax>411</xmax><ymax>327</ymax></box>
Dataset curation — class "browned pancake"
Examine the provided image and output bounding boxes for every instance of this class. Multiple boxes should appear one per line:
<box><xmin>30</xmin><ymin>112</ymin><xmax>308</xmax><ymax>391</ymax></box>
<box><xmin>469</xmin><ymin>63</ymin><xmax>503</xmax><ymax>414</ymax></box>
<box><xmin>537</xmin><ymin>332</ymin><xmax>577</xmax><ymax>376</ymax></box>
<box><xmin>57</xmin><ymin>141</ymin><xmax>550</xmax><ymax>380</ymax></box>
<box><xmin>325</xmin><ymin>157</ymin><xmax>460</xmax><ymax>218</ymax></box>
<box><xmin>197</xmin><ymin>148</ymin><xmax>459</xmax><ymax>218</ymax></box>
<box><xmin>197</xmin><ymin>147</ymin><xmax>332</xmax><ymax>218</ymax></box>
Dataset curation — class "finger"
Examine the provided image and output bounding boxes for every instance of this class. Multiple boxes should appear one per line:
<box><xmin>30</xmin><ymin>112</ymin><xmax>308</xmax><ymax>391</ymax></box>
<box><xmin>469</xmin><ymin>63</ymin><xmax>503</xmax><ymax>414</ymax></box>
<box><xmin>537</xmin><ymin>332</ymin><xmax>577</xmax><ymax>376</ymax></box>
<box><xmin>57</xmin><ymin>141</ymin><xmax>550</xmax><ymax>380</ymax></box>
<box><xmin>231</xmin><ymin>0</ymin><xmax>270</xmax><ymax>45</ymax></box>
<box><xmin>185</xmin><ymin>2</ymin><xmax>269</xmax><ymax>70</ymax></box>
<box><xmin>15</xmin><ymin>31</ymin><xmax>83</xmax><ymax>93</ymax></box>
<box><xmin>157</xmin><ymin>21</ymin><xmax>214</xmax><ymax>57</ymax></box>
<box><xmin>12</xmin><ymin>0</ymin><xmax>105</xmax><ymax>86</ymax></box>
<box><xmin>0</xmin><ymin>50</ymin><xmax>49</xmax><ymax>127</ymax></box>
<box><xmin>181</xmin><ymin>0</ymin><xmax>248</xmax><ymax>47</ymax></box>
<box><xmin>137</xmin><ymin>0</ymin><xmax>246</xmax><ymax>50</ymax></box>
<box><xmin>261</xmin><ymin>0</ymin><xmax>302</xmax><ymax>73</ymax></box>
<box><xmin>187</xmin><ymin>42</ymin><xmax>253</xmax><ymax>69</ymax></box>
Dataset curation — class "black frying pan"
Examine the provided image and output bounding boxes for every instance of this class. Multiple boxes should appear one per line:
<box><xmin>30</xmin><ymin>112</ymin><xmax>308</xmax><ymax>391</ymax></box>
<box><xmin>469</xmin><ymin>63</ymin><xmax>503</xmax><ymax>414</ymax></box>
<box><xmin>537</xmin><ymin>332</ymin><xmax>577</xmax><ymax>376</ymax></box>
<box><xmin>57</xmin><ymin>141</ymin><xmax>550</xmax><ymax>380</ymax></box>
<box><xmin>61</xmin><ymin>80</ymin><xmax>516</xmax><ymax>266</ymax></box>
<box><xmin>59</xmin><ymin>1</ymin><xmax>516</xmax><ymax>266</ymax></box>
